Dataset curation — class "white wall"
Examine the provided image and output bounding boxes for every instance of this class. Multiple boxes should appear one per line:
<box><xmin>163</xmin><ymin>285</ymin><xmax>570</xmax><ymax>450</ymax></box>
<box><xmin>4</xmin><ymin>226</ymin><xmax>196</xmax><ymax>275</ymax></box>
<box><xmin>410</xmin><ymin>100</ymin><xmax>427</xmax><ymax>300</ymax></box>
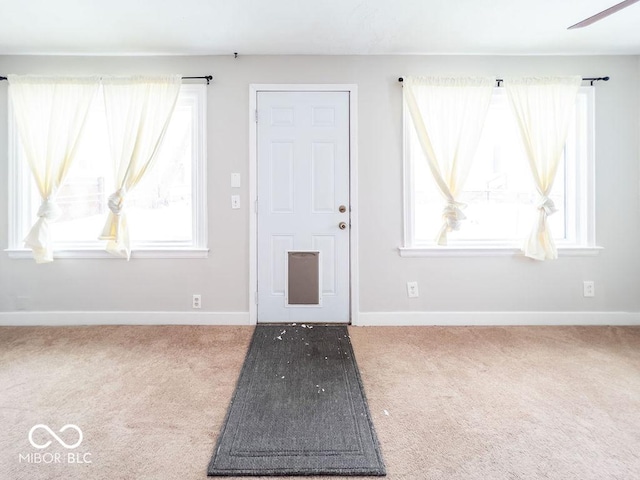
<box><xmin>0</xmin><ymin>55</ymin><xmax>638</xmax><ymax>324</ymax></box>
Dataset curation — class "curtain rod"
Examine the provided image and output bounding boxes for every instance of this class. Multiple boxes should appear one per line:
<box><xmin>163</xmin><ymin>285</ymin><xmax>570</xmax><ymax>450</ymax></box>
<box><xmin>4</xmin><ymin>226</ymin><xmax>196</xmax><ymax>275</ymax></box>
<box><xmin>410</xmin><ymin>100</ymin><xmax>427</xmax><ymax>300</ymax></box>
<box><xmin>398</xmin><ymin>76</ymin><xmax>610</xmax><ymax>86</ymax></box>
<box><xmin>0</xmin><ymin>75</ymin><xmax>213</xmax><ymax>85</ymax></box>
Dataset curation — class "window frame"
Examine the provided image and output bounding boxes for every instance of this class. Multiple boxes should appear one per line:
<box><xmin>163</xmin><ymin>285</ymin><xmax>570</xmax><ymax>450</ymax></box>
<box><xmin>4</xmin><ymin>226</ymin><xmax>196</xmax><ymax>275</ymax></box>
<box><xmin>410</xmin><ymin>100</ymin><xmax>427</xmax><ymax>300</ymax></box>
<box><xmin>6</xmin><ymin>83</ymin><xmax>209</xmax><ymax>259</ymax></box>
<box><xmin>400</xmin><ymin>85</ymin><xmax>601</xmax><ymax>257</ymax></box>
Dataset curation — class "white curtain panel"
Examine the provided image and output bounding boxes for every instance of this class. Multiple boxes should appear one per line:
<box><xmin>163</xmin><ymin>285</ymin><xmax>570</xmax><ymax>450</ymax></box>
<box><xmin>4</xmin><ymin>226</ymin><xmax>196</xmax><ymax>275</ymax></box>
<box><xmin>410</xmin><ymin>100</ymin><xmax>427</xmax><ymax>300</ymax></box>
<box><xmin>8</xmin><ymin>75</ymin><xmax>100</xmax><ymax>263</ymax></box>
<box><xmin>99</xmin><ymin>75</ymin><xmax>181</xmax><ymax>260</ymax></box>
<box><xmin>403</xmin><ymin>76</ymin><xmax>494</xmax><ymax>245</ymax></box>
<box><xmin>504</xmin><ymin>76</ymin><xmax>582</xmax><ymax>261</ymax></box>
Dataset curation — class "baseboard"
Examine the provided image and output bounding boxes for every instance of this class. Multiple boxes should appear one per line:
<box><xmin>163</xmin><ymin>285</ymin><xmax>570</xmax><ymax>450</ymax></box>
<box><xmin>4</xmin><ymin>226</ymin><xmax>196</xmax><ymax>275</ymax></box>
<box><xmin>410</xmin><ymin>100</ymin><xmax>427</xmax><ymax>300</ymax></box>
<box><xmin>355</xmin><ymin>311</ymin><xmax>640</xmax><ymax>326</ymax></box>
<box><xmin>2</xmin><ymin>311</ymin><xmax>638</xmax><ymax>327</ymax></box>
<box><xmin>0</xmin><ymin>311</ymin><xmax>252</xmax><ymax>326</ymax></box>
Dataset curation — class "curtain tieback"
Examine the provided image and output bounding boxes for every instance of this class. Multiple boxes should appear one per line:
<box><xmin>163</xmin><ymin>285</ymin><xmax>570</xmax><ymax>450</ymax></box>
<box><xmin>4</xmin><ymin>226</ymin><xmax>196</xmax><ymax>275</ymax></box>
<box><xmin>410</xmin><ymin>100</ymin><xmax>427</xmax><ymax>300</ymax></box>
<box><xmin>537</xmin><ymin>196</ymin><xmax>557</xmax><ymax>216</ymax></box>
<box><xmin>107</xmin><ymin>188</ymin><xmax>127</xmax><ymax>216</ymax></box>
<box><xmin>442</xmin><ymin>201</ymin><xmax>467</xmax><ymax>231</ymax></box>
<box><xmin>37</xmin><ymin>198</ymin><xmax>62</xmax><ymax>221</ymax></box>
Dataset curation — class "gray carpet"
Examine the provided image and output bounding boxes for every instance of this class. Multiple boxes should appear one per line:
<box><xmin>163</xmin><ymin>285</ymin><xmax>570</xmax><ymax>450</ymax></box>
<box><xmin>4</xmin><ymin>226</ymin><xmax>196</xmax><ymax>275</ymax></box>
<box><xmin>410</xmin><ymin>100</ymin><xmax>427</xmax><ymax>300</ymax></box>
<box><xmin>207</xmin><ymin>325</ymin><xmax>386</xmax><ymax>476</ymax></box>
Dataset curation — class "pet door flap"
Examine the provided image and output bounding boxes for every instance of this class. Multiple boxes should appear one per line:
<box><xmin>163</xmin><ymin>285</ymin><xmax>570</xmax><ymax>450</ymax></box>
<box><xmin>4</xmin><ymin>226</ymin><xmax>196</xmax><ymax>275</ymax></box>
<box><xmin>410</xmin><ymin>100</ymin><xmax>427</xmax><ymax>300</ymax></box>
<box><xmin>287</xmin><ymin>251</ymin><xmax>321</xmax><ymax>306</ymax></box>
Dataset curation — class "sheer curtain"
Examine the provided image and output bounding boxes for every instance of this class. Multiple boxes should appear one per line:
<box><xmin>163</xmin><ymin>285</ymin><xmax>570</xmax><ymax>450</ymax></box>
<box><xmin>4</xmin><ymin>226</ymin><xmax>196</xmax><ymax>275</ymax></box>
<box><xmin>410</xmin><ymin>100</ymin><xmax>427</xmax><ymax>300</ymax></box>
<box><xmin>403</xmin><ymin>76</ymin><xmax>494</xmax><ymax>245</ymax></box>
<box><xmin>8</xmin><ymin>75</ymin><xmax>100</xmax><ymax>263</ymax></box>
<box><xmin>99</xmin><ymin>75</ymin><xmax>181</xmax><ymax>260</ymax></box>
<box><xmin>504</xmin><ymin>76</ymin><xmax>582</xmax><ymax>260</ymax></box>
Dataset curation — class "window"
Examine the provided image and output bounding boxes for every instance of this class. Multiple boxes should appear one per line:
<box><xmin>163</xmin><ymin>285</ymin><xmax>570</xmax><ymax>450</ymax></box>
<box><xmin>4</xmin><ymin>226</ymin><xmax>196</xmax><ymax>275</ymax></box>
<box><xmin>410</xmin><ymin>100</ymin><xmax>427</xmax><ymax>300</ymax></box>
<box><xmin>8</xmin><ymin>84</ymin><xmax>207</xmax><ymax>258</ymax></box>
<box><xmin>402</xmin><ymin>87</ymin><xmax>597</xmax><ymax>255</ymax></box>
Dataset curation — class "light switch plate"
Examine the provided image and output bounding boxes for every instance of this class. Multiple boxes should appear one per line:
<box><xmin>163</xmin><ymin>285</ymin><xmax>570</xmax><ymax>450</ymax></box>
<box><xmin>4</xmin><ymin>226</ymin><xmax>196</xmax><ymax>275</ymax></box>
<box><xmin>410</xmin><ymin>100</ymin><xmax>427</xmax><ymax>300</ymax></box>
<box><xmin>231</xmin><ymin>173</ymin><xmax>241</xmax><ymax>188</ymax></box>
<box><xmin>231</xmin><ymin>195</ymin><xmax>241</xmax><ymax>209</ymax></box>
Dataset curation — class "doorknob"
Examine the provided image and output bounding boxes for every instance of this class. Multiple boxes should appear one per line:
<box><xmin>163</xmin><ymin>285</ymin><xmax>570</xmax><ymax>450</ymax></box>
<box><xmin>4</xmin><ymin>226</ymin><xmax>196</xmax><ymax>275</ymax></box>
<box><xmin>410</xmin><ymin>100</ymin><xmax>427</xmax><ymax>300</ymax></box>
<box><xmin>339</xmin><ymin>205</ymin><xmax>347</xmax><ymax>213</ymax></box>
<box><xmin>338</xmin><ymin>222</ymin><xmax>347</xmax><ymax>230</ymax></box>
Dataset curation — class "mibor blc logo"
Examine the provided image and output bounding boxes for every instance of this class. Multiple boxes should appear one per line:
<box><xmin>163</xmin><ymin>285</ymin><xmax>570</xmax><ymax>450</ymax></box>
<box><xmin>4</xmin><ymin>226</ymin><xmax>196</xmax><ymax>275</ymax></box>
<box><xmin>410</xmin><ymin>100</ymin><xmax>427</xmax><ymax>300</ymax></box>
<box><xmin>19</xmin><ymin>424</ymin><xmax>92</xmax><ymax>465</ymax></box>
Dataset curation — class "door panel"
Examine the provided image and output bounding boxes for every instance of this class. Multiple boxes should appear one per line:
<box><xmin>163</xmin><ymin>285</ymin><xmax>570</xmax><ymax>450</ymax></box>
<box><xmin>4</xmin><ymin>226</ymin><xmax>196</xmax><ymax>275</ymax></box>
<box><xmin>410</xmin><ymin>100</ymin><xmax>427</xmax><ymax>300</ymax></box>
<box><xmin>257</xmin><ymin>91</ymin><xmax>350</xmax><ymax>323</ymax></box>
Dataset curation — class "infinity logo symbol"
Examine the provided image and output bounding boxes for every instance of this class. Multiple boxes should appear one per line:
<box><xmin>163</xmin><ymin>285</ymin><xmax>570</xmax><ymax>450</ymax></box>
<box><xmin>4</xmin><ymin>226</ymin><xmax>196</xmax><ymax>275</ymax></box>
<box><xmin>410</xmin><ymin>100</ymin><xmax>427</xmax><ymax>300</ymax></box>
<box><xmin>28</xmin><ymin>424</ymin><xmax>83</xmax><ymax>449</ymax></box>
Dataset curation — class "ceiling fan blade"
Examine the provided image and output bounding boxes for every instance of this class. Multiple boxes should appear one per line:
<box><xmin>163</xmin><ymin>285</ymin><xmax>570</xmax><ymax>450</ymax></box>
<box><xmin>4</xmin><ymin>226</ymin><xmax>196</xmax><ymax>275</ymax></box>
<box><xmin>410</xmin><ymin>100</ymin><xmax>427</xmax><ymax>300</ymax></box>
<box><xmin>568</xmin><ymin>0</ymin><xmax>640</xmax><ymax>29</ymax></box>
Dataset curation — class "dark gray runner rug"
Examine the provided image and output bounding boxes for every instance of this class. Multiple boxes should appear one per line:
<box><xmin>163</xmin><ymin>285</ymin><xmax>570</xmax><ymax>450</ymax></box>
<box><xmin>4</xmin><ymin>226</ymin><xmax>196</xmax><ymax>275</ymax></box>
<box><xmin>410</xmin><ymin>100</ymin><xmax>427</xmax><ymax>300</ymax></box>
<box><xmin>208</xmin><ymin>325</ymin><xmax>385</xmax><ymax>476</ymax></box>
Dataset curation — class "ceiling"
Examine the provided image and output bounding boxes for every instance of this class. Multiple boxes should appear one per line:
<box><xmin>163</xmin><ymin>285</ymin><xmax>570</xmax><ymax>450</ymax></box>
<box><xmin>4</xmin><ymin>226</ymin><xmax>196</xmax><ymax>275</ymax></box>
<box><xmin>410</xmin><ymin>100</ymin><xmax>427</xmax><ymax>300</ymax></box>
<box><xmin>0</xmin><ymin>0</ymin><xmax>639</xmax><ymax>56</ymax></box>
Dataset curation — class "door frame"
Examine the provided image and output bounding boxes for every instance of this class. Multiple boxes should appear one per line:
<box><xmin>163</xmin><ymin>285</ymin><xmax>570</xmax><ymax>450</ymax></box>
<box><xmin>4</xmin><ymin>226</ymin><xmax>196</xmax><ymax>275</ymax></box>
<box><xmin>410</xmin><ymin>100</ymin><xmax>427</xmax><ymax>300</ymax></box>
<box><xmin>249</xmin><ymin>84</ymin><xmax>359</xmax><ymax>326</ymax></box>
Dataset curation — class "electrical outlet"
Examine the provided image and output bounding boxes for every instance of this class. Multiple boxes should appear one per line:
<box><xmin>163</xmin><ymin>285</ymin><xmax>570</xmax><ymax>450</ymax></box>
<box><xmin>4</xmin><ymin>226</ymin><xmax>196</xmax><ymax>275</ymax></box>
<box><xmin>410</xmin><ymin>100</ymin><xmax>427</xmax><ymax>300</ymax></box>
<box><xmin>407</xmin><ymin>281</ymin><xmax>419</xmax><ymax>298</ymax></box>
<box><xmin>192</xmin><ymin>294</ymin><xmax>202</xmax><ymax>309</ymax></box>
<box><xmin>583</xmin><ymin>281</ymin><xmax>595</xmax><ymax>298</ymax></box>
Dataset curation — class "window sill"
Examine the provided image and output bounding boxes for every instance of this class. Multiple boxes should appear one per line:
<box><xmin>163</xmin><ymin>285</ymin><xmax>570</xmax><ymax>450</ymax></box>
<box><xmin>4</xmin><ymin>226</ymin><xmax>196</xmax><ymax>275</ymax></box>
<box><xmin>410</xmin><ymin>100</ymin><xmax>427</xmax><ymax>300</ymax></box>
<box><xmin>5</xmin><ymin>248</ymin><xmax>210</xmax><ymax>260</ymax></box>
<box><xmin>398</xmin><ymin>245</ymin><xmax>603</xmax><ymax>257</ymax></box>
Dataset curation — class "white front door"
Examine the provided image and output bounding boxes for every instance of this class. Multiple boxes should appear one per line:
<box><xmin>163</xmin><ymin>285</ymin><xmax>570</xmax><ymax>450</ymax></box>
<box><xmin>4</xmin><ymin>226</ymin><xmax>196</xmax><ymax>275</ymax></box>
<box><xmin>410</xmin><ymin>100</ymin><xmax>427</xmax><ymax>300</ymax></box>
<box><xmin>257</xmin><ymin>91</ymin><xmax>350</xmax><ymax>323</ymax></box>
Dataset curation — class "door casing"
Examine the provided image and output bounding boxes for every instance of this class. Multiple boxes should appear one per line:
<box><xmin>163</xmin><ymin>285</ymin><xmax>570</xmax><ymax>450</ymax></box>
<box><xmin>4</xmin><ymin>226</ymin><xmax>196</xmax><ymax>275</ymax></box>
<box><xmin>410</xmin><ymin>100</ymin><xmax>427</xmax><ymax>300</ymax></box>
<box><xmin>249</xmin><ymin>84</ymin><xmax>359</xmax><ymax>326</ymax></box>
